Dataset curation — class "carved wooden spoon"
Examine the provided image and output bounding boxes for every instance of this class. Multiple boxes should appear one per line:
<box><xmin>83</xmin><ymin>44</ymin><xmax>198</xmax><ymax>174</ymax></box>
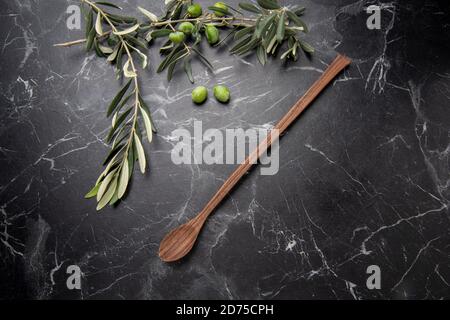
<box><xmin>159</xmin><ymin>54</ymin><xmax>351</xmax><ymax>262</ymax></box>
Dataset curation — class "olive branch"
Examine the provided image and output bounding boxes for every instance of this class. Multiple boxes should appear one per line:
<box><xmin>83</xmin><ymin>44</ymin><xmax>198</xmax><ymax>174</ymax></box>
<box><xmin>56</xmin><ymin>0</ymin><xmax>313</xmax><ymax>210</ymax></box>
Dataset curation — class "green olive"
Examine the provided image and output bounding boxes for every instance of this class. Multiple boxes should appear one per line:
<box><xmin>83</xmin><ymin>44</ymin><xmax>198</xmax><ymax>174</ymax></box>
<box><xmin>187</xmin><ymin>4</ymin><xmax>202</xmax><ymax>17</ymax></box>
<box><xmin>169</xmin><ymin>31</ymin><xmax>185</xmax><ymax>44</ymax></box>
<box><xmin>213</xmin><ymin>2</ymin><xmax>228</xmax><ymax>17</ymax></box>
<box><xmin>205</xmin><ymin>25</ymin><xmax>220</xmax><ymax>45</ymax></box>
<box><xmin>192</xmin><ymin>86</ymin><xmax>208</xmax><ymax>104</ymax></box>
<box><xmin>213</xmin><ymin>85</ymin><xmax>230</xmax><ymax>103</ymax></box>
<box><xmin>178</xmin><ymin>22</ymin><xmax>195</xmax><ymax>35</ymax></box>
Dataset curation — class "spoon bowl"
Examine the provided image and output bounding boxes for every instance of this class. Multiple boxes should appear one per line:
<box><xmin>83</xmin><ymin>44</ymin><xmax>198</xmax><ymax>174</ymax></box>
<box><xmin>159</xmin><ymin>219</ymin><xmax>203</xmax><ymax>262</ymax></box>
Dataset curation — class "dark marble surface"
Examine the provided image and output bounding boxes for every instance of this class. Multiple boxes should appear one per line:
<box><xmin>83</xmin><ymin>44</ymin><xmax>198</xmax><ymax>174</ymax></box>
<box><xmin>0</xmin><ymin>0</ymin><xmax>449</xmax><ymax>300</ymax></box>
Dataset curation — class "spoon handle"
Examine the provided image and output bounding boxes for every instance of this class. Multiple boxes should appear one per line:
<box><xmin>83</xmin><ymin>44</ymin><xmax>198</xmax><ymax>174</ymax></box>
<box><xmin>196</xmin><ymin>54</ymin><xmax>351</xmax><ymax>222</ymax></box>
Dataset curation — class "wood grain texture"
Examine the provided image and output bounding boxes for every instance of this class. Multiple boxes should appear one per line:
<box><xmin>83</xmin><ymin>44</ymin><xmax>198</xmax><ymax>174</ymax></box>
<box><xmin>159</xmin><ymin>54</ymin><xmax>351</xmax><ymax>262</ymax></box>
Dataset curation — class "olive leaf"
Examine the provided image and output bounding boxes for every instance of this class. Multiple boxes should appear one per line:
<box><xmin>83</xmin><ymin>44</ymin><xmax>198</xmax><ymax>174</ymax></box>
<box><xmin>138</xmin><ymin>94</ymin><xmax>157</xmax><ymax>133</ymax></box>
<box><xmin>107</xmin><ymin>13</ymin><xmax>137</xmax><ymax>24</ymax></box>
<box><xmin>294</xmin><ymin>7</ymin><xmax>305</xmax><ymax>16</ymax></box>
<box><xmin>208</xmin><ymin>6</ymin><xmax>230</xmax><ymax>16</ymax></box>
<box><xmin>107</xmin><ymin>79</ymin><xmax>132</xmax><ymax>117</ymax></box>
<box><xmin>95</xmin><ymin>1</ymin><xmax>122</xmax><ymax>10</ymax></box>
<box><xmin>85</xmin><ymin>10</ymin><xmax>94</xmax><ymax>37</ymax></box>
<box><xmin>239</xmin><ymin>3</ymin><xmax>261</xmax><ymax>14</ymax></box>
<box><xmin>191</xmin><ymin>47</ymin><xmax>214</xmax><ymax>71</ymax></box>
<box><xmin>255</xmin><ymin>13</ymin><xmax>276</xmax><ymax>39</ymax></box>
<box><xmin>131</xmin><ymin>46</ymin><xmax>148</xmax><ymax>68</ymax></box>
<box><xmin>99</xmin><ymin>45</ymin><xmax>113</xmax><ymax>54</ymax></box>
<box><xmin>117</xmin><ymin>159</ymin><xmax>129</xmax><ymax>199</ymax></box>
<box><xmin>85</xmin><ymin>183</ymin><xmax>100</xmax><ymax>199</ymax></box>
<box><xmin>257</xmin><ymin>0</ymin><xmax>280</xmax><ymax>10</ymax></box>
<box><xmin>113</xmin><ymin>24</ymin><xmax>140</xmax><ymax>36</ymax></box>
<box><xmin>107</xmin><ymin>44</ymin><xmax>120</xmax><ymax>62</ymax></box>
<box><xmin>86</xmin><ymin>27</ymin><xmax>96</xmax><ymax>51</ymax></box>
<box><xmin>97</xmin><ymin>170</ymin><xmax>116</xmax><ymax>202</ymax></box>
<box><xmin>257</xmin><ymin>45</ymin><xmax>267</xmax><ymax>65</ymax></box>
<box><xmin>234</xmin><ymin>26</ymin><xmax>255</xmax><ymax>40</ymax></box>
<box><xmin>150</xmin><ymin>29</ymin><xmax>172</xmax><ymax>39</ymax></box>
<box><xmin>140</xmin><ymin>107</ymin><xmax>153</xmax><ymax>143</ymax></box>
<box><xmin>97</xmin><ymin>175</ymin><xmax>118</xmax><ymax>210</ymax></box>
<box><xmin>299</xmin><ymin>40</ymin><xmax>314</xmax><ymax>53</ymax></box>
<box><xmin>95</xmin><ymin>13</ymin><xmax>103</xmax><ymax>35</ymax></box>
<box><xmin>124</xmin><ymin>35</ymin><xmax>148</xmax><ymax>50</ymax></box>
<box><xmin>138</xmin><ymin>6</ymin><xmax>158</xmax><ymax>22</ymax></box>
<box><xmin>230</xmin><ymin>34</ymin><xmax>252</xmax><ymax>53</ymax></box>
<box><xmin>286</xmin><ymin>10</ymin><xmax>308</xmax><ymax>32</ymax></box>
<box><xmin>157</xmin><ymin>44</ymin><xmax>184</xmax><ymax>72</ymax></box>
<box><xmin>276</xmin><ymin>13</ymin><xmax>285</xmax><ymax>42</ymax></box>
<box><xmin>123</xmin><ymin>59</ymin><xmax>137</xmax><ymax>77</ymax></box>
<box><xmin>106</xmin><ymin>107</ymin><xmax>132</xmax><ymax>142</ymax></box>
<box><xmin>184</xmin><ymin>58</ymin><xmax>194</xmax><ymax>83</ymax></box>
<box><xmin>134</xmin><ymin>133</ymin><xmax>146</xmax><ymax>173</ymax></box>
<box><xmin>93</xmin><ymin>38</ymin><xmax>105</xmax><ymax>57</ymax></box>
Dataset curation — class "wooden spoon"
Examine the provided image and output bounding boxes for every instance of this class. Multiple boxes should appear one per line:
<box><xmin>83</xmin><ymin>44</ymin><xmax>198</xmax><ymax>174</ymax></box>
<box><xmin>159</xmin><ymin>54</ymin><xmax>351</xmax><ymax>262</ymax></box>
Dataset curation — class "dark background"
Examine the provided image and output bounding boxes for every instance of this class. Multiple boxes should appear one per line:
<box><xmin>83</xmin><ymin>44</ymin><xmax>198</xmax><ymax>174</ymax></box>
<box><xmin>0</xmin><ymin>0</ymin><xmax>449</xmax><ymax>299</ymax></box>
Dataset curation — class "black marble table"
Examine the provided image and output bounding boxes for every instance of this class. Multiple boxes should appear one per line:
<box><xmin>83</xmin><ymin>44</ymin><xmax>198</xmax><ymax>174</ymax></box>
<box><xmin>0</xmin><ymin>0</ymin><xmax>449</xmax><ymax>299</ymax></box>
